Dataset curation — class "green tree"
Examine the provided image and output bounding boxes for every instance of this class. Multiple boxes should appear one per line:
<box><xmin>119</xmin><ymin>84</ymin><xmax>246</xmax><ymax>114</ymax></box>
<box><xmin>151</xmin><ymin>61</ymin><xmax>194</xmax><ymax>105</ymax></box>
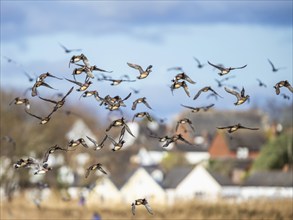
<box><xmin>252</xmin><ymin>133</ymin><xmax>293</xmax><ymax>171</ymax></box>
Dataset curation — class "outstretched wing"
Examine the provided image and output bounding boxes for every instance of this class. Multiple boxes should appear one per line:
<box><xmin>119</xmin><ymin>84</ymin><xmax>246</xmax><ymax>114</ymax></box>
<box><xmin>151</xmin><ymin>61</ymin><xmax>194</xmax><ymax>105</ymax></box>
<box><xmin>98</xmin><ymin>165</ymin><xmax>108</xmax><ymax>175</ymax></box>
<box><xmin>208</xmin><ymin>61</ymin><xmax>225</xmax><ymax>71</ymax></box>
<box><xmin>38</xmin><ymin>96</ymin><xmax>57</xmax><ymax>104</ymax></box>
<box><xmin>61</xmin><ymin>87</ymin><xmax>74</xmax><ymax>101</ymax></box>
<box><xmin>217</xmin><ymin>125</ymin><xmax>232</xmax><ymax>129</ymax></box>
<box><xmin>127</xmin><ymin>62</ymin><xmax>144</xmax><ymax>74</ymax></box>
<box><xmin>131</xmin><ymin>203</ymin><xmax>136</xmax><ymax>215</ymax></box>
<box><xmin>224</xmin><ymin>87</ymin><xmax>241</xmax><ymax>99</ymax></box>
<box><xmin>238</xmin><ymin>125</ymin><xmax>259</xmax><ymax>130</ymax></box>
<box><xmin>85</xmin><ymin>168</ymin><xmax>91</xmax><ymax>178</ymax></box>
<box><xmin>132</xmin><ymin>100</ymin><xmax>138</xmax><ymax>110</ymax></box>
<box><xmin>231</xmin><ymin>64</ymin><xmax>247</xmax><ymax>70</ymax></box>
<box><xmin>193</xmin><ymin>89</ymin><xmax>203</xmax><ymax>100</ymax></box>
<box><xmin>144</xmin><ymin>203</ymin><xmax>154</xmax><ymax>215</ymax></box>
<box><xmin>25</xmin><ymin>110</ymin><xmax>42</xmax><ymax>120</ymax></box>
<box><xmin>209</xmin><ymin>87</ymin><xmax>222</xmax><ymax>98</ymax></box>
<box><xmin>65</xmin><ymin>78</ymin><xmax>83</xmax><ymax>86</ymax></box>
<box><xmin>86</xmin><ymin>136</ymin><xmax>98</xmax><ymax>147</ymax></box>
<box><xmin>267</xmin><ymin>58</ymin><xmax>275</xmax><ymax>70</ymax></box>
<box><xmin>143</xmin><ymin>100</ymin><xmax>152</xmax><ymax>109</ymax></box>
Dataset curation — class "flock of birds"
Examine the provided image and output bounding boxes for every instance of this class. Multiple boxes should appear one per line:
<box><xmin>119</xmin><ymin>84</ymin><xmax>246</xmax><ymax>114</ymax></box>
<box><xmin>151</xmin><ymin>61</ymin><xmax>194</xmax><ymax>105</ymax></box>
<box><xmin>2</xmin><ymin>43</ymin><xmax>293</xmax><ymax>215</ymax></box>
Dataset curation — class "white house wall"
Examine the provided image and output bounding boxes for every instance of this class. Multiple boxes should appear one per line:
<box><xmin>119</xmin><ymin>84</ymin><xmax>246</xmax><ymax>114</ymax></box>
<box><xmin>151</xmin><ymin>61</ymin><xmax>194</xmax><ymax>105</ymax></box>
<box><xmin>120</xmin><ymin>168</ymin><xmax>166</xmax><ymax>204</ymax></box>
<box><xmin>87</xmin><ymin>177</ymin><xmax>122</xmax><ymax>206</ymax></box>
<box><xmin>175</xmin><ymin>165</ymin><xmax>222</xmax><ymax>201</ymax></box>
<box><xmin>184</xmin><ymin>152</ymin><xmax>210</xmax><ymax>164</ymax></box>
<box><xmin>240</xmin><ymin>187</ymin><xmax>293</xmax><ymax>200</ymax></box>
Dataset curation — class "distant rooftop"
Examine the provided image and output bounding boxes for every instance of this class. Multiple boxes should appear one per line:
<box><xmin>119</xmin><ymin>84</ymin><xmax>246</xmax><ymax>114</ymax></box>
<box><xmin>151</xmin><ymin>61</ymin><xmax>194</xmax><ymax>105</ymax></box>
<box><xmin>244</xmin><ymin>170</ymin><xmax>293</xmax><ymax>187</ymax></box>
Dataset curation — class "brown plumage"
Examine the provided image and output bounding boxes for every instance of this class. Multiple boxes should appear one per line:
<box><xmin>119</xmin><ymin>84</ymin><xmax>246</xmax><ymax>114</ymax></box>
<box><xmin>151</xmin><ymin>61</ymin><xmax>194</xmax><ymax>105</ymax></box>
<box><xmin>217</xmin><ymin>123</ymin><xmax>259</xmax><ymax>133</ymax></box>
<box><xmin>224</xmin><ymin>87</ymin><xmax>250</xmax><ymax>105</ymax></box>
<box><xmin>85</xmin><ymin>163</ymin><xmax>107</xmax><ymax>178</ymax></box>
<box><xmin>127</xmin><ymin>62</ymin><xmax>152</xmax><ymax>79</ymax></box>
<box><xmin>274</xmin><ymin>80</ymin><xmax>293</xmax><ymax>95</ymax></box>
<box><xmin>131</xmin><ymin>198</ymin><xmax>153</xmax><ymax>215</ymax></box>
<box><xmin>208</xmin><ymin>61</ymin><xmax>247</xmax><ymax>76</ymax></box>
<box><xmin>193</xmin><ymin>86</ymin><xmax>222</xmax><ymax>100</ymax></box>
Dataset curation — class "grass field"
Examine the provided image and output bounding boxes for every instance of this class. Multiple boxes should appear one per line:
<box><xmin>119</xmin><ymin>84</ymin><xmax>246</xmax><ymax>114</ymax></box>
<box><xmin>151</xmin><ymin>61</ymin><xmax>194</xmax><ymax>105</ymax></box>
<box><xmin>1</xmin><ymin>198</ymin><xmax>292</xmax><ymax>220</ymax></box>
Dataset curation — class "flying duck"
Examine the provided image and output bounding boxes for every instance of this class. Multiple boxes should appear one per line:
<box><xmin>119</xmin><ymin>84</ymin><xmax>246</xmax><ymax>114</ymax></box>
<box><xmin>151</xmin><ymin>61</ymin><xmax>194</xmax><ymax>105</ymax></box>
<box><xmin>108</xmin><ymin>126</ymin><xmax>126</xmax><ymax>151</ymax></box>
<box><xmin>68</xmin><ymin>138</ymin><xmax>88</xmax><ymax>148</ymax></box>
<box><xmin>65</xmin><ymin>78</ymin><xmax>92</xmax><ymax>91</ymax></box>
<box><xmin>127</xmin><ymin>62</ymin><xmax>153</xmax><ymax>79</ymax></box>
<box><xmin>274</xmin><ymin>80</ymin><xmax>293</xmax><ymax>95</ymax></box>
<box><xmin>131</xmin><ymin>198</ymin><xmax>153</xmax><ymax>215</ymax></box>
<box><xmin>85</xmin><ymin>163</ymin><xmax>107</xmax><ymax>178</ymax></box>
<box><xmin>175</xmin><ymin>118</ymin><xmax>195</xmax><ymax>132</ymax></box>
<box><xmin>38</xmin><ymin>87</ymin><xmax>74</xmax><ymax>112</ymax></box>
<box><xmin>86</xmin><ymin>134</ymin><xmax>108</xmax><ymax>151</ymax></box>
<box><xmin>170</xmin><ymin>80</ymin><xmax>190</xmax><ymax>97</ymax></box>
<box><xmin>132</xmin><ymin>97</ymin><xmax>152</xmax><ymax>111</ymax></box>
<box><xmin>208</xmin><ymin>61</ymin><xmax>247</xmax><ymax>76</ymax></box>
<box><xmin>224</xmin><ymin>87</ymin><xmax>250</xmax><ymax>105</ymax></box>
<box><xmin>267</xmin><ymin>59</ymin><xmax>285</xmax><ymax>72</ymax></box>
<box><xmin>31</xmin><ymin>80</ymin><xmax>56</xmax><ymax>97</ymax></box>
<box><xmin>193</xmin><ymin>57</ymin><xmax>205</xmax><ymax>68</ymax></box>
<box><xmin>217</xmin><ymin>123</ymin><xmax>259</xmax><ymax>133</ymax></box>
<box><xmin>193</xmin><ymin>86</ymin><xmax>222</xmax><ymax>100</ymax></box>
<box><xmin>59</xmin><ymin>43</ymin><xmax>81</xmax><ymax>53</ymax></box>
<box><xmin>132</xmin><ymin>112</ymin><xmax>153</xmax><ymax>122</ymax></box>
<box><xmin>25</xmin><ymin>109</ymin><xmax>55</xmax><ymax>125</ymax></box>
<box><xmin>9</xmin><ymin>97</ymin><xmax>30</xmax><ymax>110</ymax></box>
<box><xmin>174</xmin><ymin>72</ymin><xmax>196</xmax><ymax>84</ymax></box>
<box><xmin>106</xmin><ymin>118</ymin><xmax>135</xmax><ymax>137</ymax></box>
<box><xmin>256</xmin><ymin>78</ymin><xmax>267</xmax><ymax>88</ymax></box>
<box><xmin>42</xmin><ymin>144</ymin><xmax>68</xmax><ymax>164</ymax></box>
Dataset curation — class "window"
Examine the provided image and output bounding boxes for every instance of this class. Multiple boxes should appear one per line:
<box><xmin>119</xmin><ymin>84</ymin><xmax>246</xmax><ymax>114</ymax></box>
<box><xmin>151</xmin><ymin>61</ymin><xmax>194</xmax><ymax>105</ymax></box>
<box><xmin>237</xmin><ymin>147</ymin><xmax>249</xmax><ymax>159</ymax></box>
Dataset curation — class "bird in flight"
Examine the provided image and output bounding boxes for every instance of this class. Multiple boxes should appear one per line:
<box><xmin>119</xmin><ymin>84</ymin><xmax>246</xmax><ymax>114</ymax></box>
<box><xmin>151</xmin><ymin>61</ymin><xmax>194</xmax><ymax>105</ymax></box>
<box><xmin>85</xmin><ymin>163</ymin><xmax>107</xmax><ymax>178</ymax></box>
<box><xmin>181</xmin><ymin>104</ymin><xmax>215</xmax><ymax>113</ymax></box>
<box><xmin>170</xmin><ymin>80</ymin><xmax>191</xmax><ymax>97</ymax></box>
<box><xmin>59</xmin><ymin>43</ymin><xmax>81</xmax><ymax>53</ymax></box>
<box><xmin>175</xmin><ymin>118</ymin><xmax>195</xmax><ymax>132</ymax></box>
<box><xmin>224</xmin><ymin>87</ymin><xmax>250</xmax><ymax>105</ymax></box>
<box><xmin>106</xmin><ymin>117</ymin><xmax>135</xmax><ymax>137</ymax></box>
<box><xmin>193</xmin><ymin>57</ymin><xmax>205</xmax><ymax>68</ymax></box>
<box><xmin>65</xmin><ymin>78</ymin><xmax>93</xmax><ymax>91</ymax></box>
<box><xmin>274</xmin><ymin>80</ymin><xmax>293</xmax><ymax>95</ymax></box>
<box><xmin>131</xmin><ymin>198</ymin><xmax>153</xmax><ymax>215</ymax></box>
<box><xmin>217</xmin><ymin>123</ymin><xmax>259</xmax><ymax>133</ymax></box>
<box><xmin>193</xmin><ymin>86</ymin><xmax>222</xmax><ymax>100</ymax></box>
<box><xmin>127</xmin><ymin>62</ymin><xmax>153</xmax><ymax>79</ymax></box>
<box><xmin>42</xmin><ymin>144</ymin><xmax>68</xmax><ymax>164</ymax></box>
<box><xmin>208</xmin><ymin>61</ymin><xmax>247</xmax><ymax>76</ymax></box>
<box><xmin>25</xmin><ymin>109</ymin><xmax>55</xmax><ymax>125</ymax></box>
<box><xmin>132</xmin><ymin>112</ymin><xmax>153</xmax><ymax>122</ymax></box>
<box><xmin>267</xmin><ymin>59</ymin><xmax>285</xmax><ymax>72</ymax></box>
<box><xmin>173</xmin><ymin>72</ymin><xmax>196</xmax><ymax>84</ymax></box>
<box><xmin>108</xmin><ymin>126</ymin><xmax>126</xmax><ymax>151</ymax></box>
<box><xmin>68</xmin><ymin>138</ymin><xmax>89</xmax><ymax>148</ymax></box>
<box><xmin>132</xmin><ymin>97</ymin><xmax>152</xmax><ymax>111</ymax></box>
<box><xmin>10</xmin><ymin>97</ymin><xmax>30</xmax><ymax>110</ymax></box>
<box><xmin>256</xmin><ymin>78</ymin><xmax>267</xmax><ymax>88</ymax></box>
<box><xmin>38</xmin><ymin>87</ymin><xmax>74</xmax><ymax>112</ymax></box>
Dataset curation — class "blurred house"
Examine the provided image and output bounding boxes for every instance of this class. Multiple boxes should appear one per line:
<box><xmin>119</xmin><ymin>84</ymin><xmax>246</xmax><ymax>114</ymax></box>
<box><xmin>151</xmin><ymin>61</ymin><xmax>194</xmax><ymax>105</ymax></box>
<box><xmin>87</xmin><ymin>176</ymin><xmax>122</xmax><ymax>206</ymax></box>
<box><xmin>240</xmin><ymin>170</ymin><xmax>293</xmax><ymax>200</ymax></box>
<box><xmin>119</xmin><ymin>167</ymin><xmax>166</xmax><ymax>205</ymax></box>
<box><xmin>66</xmin><ymin>119</ymin><xmax>98</xmax><ymax>147</ymax></box>
<box><xmin>209</xmin><ymin>131</ymin><xmax>267</xmax><ymax>159</ymax></box>
<box><xmin>130</xmin><ymin>121</ymin><xmax>211</xmax><ymax>166</ymax></box>
<box><xmin>162</xmin><ymin>164</ymin><xmax>235</xmax><ymax>205</ymax></box>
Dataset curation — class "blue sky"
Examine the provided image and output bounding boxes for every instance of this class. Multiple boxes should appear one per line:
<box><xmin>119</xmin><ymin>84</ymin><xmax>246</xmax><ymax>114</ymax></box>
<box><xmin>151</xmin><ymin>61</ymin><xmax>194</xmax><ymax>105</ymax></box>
<box><xmin>1</xmin><ymin>1</ymin><xmax>292</xmax><ymax>120</ymax></box>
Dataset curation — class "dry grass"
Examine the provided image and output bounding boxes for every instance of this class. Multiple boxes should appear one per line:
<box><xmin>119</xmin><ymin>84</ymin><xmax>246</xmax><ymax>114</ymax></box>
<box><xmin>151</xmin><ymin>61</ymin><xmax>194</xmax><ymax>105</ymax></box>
<box><xmin>1</xmin><ymin>198</ymin><xmax>292</xmax><ymax>220</ymax></box>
